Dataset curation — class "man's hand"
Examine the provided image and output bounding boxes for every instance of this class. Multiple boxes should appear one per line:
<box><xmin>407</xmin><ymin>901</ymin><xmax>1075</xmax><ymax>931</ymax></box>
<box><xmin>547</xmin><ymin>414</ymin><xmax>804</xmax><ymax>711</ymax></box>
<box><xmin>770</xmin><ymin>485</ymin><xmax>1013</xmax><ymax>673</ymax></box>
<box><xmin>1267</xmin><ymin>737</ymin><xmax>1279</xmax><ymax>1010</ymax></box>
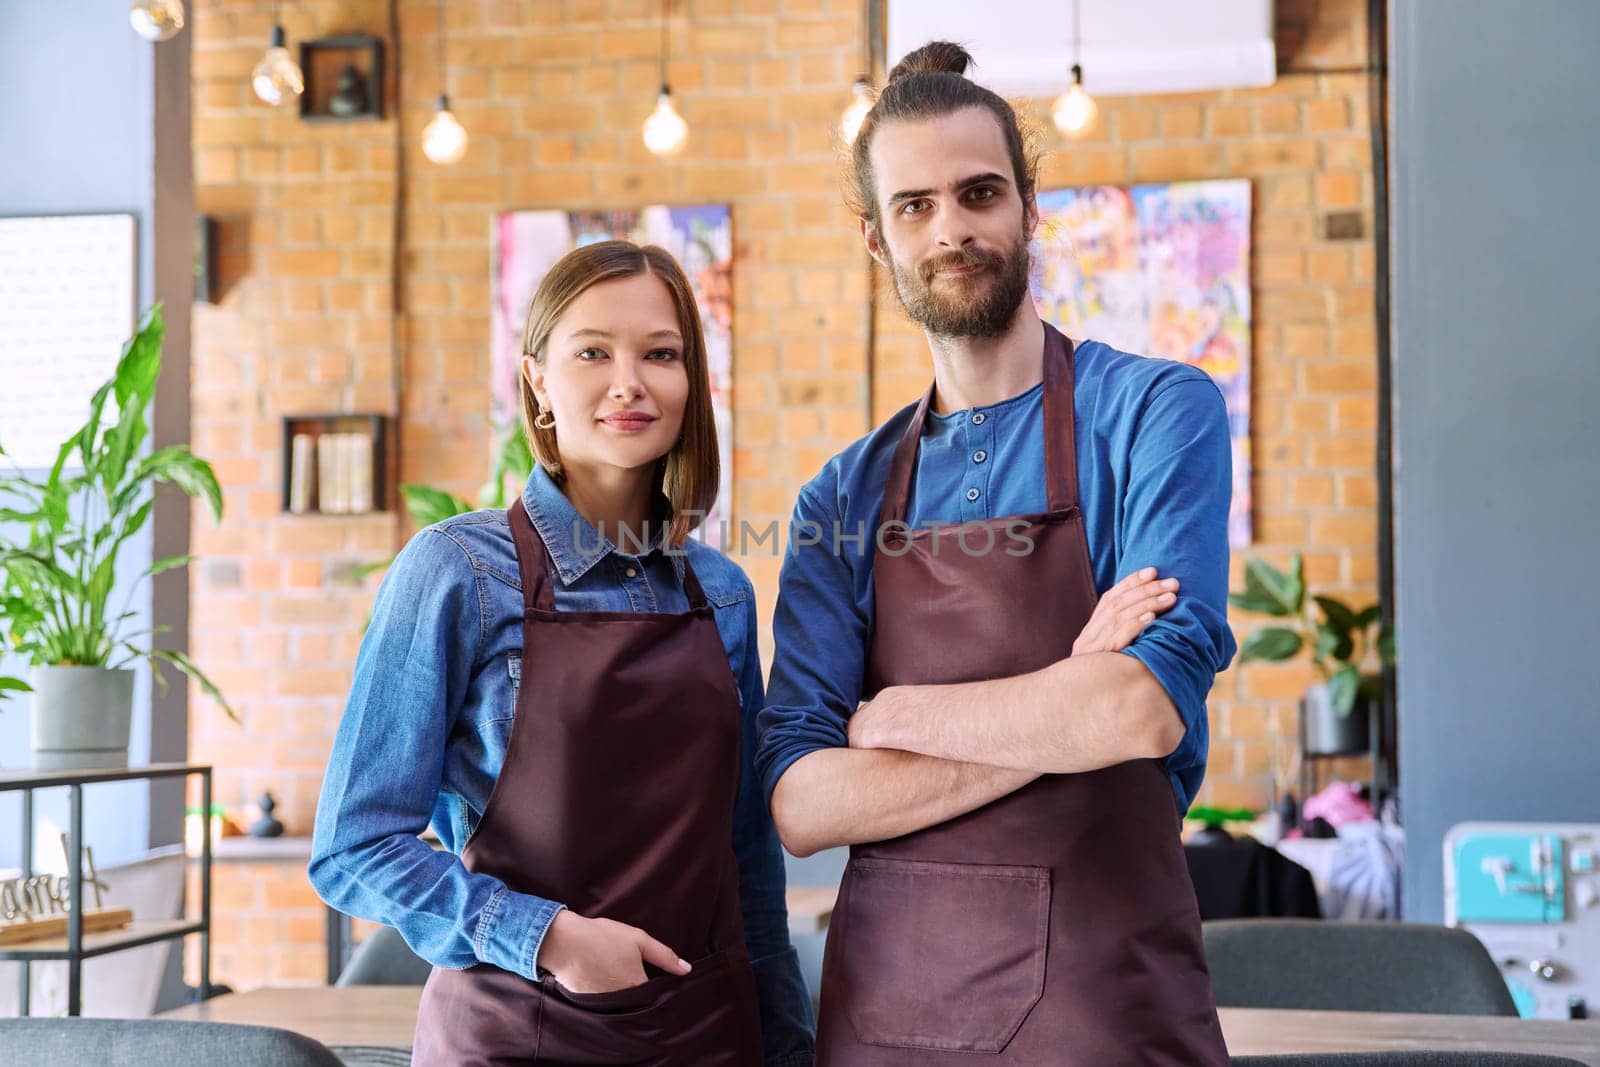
<box><xmin>1072</xmin><ymin>567</ymin><xmax>1178</xmax><ymax>656</ymax></box>
<box><xmin>849</xmin><ymin>568</ymin><xmax>1176</xmax><ymax>750</ymax></box>
<box><xmin>535</xmin><ymin>910</ymin><xmax>690</xmax><ymax>993</ymax></box>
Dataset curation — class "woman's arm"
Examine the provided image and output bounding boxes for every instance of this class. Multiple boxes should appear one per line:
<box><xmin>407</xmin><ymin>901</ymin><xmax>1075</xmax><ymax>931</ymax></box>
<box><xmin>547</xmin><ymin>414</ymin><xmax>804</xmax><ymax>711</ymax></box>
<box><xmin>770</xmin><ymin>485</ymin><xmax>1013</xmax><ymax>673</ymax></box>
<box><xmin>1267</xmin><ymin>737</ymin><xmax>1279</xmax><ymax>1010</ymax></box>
<box><xmin>308</xmin><ymin>527</ymin><xmax>563</xmax><ymax>979</ymax></box>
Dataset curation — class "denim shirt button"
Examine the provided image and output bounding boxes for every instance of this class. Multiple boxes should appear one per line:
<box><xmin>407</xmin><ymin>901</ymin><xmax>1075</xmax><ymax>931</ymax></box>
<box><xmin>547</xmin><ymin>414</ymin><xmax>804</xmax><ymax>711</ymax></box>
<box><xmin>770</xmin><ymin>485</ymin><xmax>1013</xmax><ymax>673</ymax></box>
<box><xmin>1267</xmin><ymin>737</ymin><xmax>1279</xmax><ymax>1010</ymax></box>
<box><xmin>624</xmin><ymin>566</ymin><xmax>638</xmax><ymax>578</ymax></box>
<box><xmin>971</xmin><ymin>412</ymin><xmax>987</xmax><ymax>425</ymax></box>
<box><xmin>965</xmin><ymin>487</ymin><xmax>981</xmax><ymax>502</ymax></box>
<box><xmin>972</xmin><ymin>450</ymin><xmax>987</xmax><ymax>463</ymax></box>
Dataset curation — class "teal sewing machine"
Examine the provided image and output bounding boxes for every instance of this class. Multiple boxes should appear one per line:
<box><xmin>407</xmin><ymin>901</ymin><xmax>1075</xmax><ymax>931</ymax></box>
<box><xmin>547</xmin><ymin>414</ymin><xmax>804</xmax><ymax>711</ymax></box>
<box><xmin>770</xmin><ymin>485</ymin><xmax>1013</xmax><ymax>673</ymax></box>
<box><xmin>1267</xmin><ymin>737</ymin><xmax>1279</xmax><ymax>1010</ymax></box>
<box><xmin>1445</xmin><ymin>822</ymin><xmax>1600</xmax><ymax>1019</ymax></box>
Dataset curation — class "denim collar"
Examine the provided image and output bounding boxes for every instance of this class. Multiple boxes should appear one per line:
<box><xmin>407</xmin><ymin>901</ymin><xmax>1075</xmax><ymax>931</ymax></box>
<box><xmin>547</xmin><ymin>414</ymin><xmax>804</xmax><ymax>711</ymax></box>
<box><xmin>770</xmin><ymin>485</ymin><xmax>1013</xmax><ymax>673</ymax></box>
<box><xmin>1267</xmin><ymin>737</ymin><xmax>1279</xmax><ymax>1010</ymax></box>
<box><xmin>519</xmin><ymin>465</ymin><xmax>682</xmax><ymax>586</ymax></box>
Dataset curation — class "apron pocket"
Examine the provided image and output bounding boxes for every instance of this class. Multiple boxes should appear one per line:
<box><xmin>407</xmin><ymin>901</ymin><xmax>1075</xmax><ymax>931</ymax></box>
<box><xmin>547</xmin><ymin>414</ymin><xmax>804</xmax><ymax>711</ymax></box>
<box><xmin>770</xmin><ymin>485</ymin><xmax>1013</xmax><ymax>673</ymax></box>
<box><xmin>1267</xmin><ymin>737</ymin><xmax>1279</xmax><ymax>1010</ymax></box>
<box><xmin>837</xmin><ymin>857</ymin><xmax>1050</xmax><ymax>1053</ymax></box>
<box><xmin>535</xmin><ymin>948</ymin><xmax>755</xmax><ymax>1062</ymax></box>
<box><xmin>544</xmin><ymin>947</ymin><xmax>728</xmax><ymax>1018</ymax></box>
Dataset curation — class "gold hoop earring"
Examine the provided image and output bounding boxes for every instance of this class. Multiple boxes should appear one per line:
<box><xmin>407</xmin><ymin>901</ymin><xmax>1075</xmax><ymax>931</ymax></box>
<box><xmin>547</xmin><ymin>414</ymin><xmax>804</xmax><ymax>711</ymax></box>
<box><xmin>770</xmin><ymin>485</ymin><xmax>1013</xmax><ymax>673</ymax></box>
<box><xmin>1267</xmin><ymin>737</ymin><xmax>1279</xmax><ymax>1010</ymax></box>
<box><xmin>534</xmin><ymin>410</ymin><xmax>555</xmax><ymax>430</ymax></box>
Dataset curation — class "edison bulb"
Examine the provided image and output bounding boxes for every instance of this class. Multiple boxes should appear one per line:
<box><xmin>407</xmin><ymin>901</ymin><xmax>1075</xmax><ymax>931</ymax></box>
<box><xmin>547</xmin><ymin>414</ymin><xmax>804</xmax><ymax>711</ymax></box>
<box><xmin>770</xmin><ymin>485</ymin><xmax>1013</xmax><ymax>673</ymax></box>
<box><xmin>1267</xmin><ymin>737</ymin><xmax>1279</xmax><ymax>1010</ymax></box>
<box><xmin>839</xmin><ymin>77</ymin><xmax>873</xmax><ymax>145</ymax></box>
<box><xmin>252</xmin><ymin>28</ymin><xmax>305</xmax><ymax>107</ymax></box>
<box><xmin>129</xmin><ymin>0</ymin><xmax>185</xmax><ymax>41</ymax></box>
<box><xmin>1052</xmin><ymin>69</ymin><xmax>1098</xmax><ymax>137</ymax></box>
<box><xmin>423</xmin><ymin>98</ymin><xmax>469</xmax><ymax>165</ymax></box>
<box><xmin>642</xmin><ymin>91</ymin><xmax>688</xmax><ymax>158</ymax></box>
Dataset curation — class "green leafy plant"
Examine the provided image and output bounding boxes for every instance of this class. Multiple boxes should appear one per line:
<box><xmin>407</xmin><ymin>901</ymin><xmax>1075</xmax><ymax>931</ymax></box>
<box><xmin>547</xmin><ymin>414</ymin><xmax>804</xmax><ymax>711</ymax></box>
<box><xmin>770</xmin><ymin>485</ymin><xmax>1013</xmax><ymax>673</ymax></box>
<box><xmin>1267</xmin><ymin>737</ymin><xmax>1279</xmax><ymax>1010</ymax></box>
<box><xmin>1229</xmin><ymin>553</ymin><xmax>1396</xmax><ymax>718</ymax></box>
<box><xmin>354</xmin><ymin>426</ymin><xmax>534</xmax><ymax>581</ymax></box>
<box><xmin>0</xmin><ymin>305</ymin><xmax>236</xmax><ymax>721</ymax></box>
<box><xmin>1186</xmin><ymin>804</ymin><xmax>1258</xmax><ymax>828</ymax></box>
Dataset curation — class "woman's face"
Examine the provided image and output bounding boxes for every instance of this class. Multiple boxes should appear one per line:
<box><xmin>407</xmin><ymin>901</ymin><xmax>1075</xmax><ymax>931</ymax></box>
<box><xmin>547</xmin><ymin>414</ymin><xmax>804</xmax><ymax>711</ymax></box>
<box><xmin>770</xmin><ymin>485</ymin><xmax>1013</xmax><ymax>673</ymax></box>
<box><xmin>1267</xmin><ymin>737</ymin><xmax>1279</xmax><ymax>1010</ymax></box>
<box><xmin>525</xmin><ymin>272</ymin><xmax>691</xmax><ymax>479</ymax></box>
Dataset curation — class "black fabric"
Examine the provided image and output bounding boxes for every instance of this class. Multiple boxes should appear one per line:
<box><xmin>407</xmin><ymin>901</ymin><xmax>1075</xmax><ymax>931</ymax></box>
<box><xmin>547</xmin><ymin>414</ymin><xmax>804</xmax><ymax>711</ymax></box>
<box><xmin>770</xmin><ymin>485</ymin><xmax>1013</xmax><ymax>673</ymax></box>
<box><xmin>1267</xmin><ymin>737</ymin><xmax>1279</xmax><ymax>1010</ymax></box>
<box><xmin>1185</xmin><ymin>838</ymin><xmax>1323</xmax><ymax>921</ymax></box>
<box><xmin>0</xmin><ymin>1019</ymin><xmax>343</xmax><ymax>1066</ymax></box>
<box><xmin>1204</xmin><ymin>919</ymin><xmax>1519</xmax><ymax>1017</ymax></box>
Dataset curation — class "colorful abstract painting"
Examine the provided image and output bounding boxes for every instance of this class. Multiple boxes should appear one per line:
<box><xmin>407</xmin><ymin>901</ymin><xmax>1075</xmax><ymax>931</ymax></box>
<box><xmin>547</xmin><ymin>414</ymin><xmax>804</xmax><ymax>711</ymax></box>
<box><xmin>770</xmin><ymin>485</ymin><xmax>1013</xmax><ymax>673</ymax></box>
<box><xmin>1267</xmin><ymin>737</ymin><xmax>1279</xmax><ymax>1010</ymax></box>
<box><xmin>492</xmin><ymin>206</ymin><xmax>733</xmax><ymax>544</ymax></box>
<box><xmin>1033</xmin><ymin>179</ymin><xmax>1253</xmax><ymax>546</ymax></box>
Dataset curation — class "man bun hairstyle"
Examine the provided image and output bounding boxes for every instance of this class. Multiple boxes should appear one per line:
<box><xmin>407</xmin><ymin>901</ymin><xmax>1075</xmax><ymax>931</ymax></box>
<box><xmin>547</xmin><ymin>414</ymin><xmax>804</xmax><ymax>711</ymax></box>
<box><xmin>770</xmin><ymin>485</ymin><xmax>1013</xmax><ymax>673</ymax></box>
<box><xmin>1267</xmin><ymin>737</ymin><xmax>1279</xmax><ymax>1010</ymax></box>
<box><xmin>847</xmin><ymin>40</ymin><xmax>1041</xmax><ymax>231</ymax></box>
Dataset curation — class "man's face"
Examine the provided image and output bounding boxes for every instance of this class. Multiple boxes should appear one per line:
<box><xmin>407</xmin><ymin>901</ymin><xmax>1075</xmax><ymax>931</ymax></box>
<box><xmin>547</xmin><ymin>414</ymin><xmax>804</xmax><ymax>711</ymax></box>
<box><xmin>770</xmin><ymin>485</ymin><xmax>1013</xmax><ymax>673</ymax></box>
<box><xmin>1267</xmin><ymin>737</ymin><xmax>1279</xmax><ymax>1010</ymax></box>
<box><xmin>865</xmin><ymin>107</ymin><xmax>1037</xmax><ymax>340</ymax></box>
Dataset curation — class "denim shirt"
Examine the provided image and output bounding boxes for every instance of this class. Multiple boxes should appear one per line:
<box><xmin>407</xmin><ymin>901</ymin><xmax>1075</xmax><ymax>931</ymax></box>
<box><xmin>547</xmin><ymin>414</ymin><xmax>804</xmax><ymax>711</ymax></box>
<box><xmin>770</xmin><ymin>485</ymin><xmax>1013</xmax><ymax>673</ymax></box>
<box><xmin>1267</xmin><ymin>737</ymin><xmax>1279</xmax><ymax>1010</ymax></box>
<box><xmin>757</xmin><ymin>339</ymin><xmax>1238</xmax><ymax>818</ymax></box>
<box><xmin>311</xmin><ymin>467</ymin><xmax>814</xmax><ymax>1065</ymax></box>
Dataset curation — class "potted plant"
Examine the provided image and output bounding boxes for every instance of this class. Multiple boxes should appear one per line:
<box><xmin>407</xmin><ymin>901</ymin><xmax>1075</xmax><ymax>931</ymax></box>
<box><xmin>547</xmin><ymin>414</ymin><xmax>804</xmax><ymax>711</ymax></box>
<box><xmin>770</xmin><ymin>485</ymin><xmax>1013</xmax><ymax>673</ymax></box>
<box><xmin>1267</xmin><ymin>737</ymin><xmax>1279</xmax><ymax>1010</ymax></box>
<box><xmin>1229</xmin><ymin>553</ymin><xmax>1396</xmax><ymax>756</ymax></box>
<box><xmin>0</xmin><ymin>305</ymin><xmax>235</xmax><ymax>769</ymax></box>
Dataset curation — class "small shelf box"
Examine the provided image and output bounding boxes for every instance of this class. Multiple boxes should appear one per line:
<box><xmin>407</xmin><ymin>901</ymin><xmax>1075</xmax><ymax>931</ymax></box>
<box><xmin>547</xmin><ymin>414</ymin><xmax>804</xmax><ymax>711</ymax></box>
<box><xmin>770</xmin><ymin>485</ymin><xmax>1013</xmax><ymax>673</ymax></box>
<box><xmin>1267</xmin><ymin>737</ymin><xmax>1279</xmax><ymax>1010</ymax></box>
<box><xmin>298</xmin><ymin>34</ymin><xmax>385</xmax><ymax>123</ymax></box>
<box><xmin>281</xmin><ymin>413</ymin><xmax>390</xmax><ymax>516</ymax></box>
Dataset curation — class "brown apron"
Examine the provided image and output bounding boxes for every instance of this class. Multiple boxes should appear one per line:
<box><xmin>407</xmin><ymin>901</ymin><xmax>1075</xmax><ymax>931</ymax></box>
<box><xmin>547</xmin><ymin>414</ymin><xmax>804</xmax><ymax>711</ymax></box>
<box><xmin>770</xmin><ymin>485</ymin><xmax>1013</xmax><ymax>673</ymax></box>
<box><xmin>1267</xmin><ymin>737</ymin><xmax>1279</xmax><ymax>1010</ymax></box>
<box><xmin>412</xmin><ymin>499</ymin><xmax>763</xmax><ymax>1066</ymax></box>
<box><xmin>815</xmin><ymin>324</ymin><xmax>1229</xmax><ymax>1065</ymax></box>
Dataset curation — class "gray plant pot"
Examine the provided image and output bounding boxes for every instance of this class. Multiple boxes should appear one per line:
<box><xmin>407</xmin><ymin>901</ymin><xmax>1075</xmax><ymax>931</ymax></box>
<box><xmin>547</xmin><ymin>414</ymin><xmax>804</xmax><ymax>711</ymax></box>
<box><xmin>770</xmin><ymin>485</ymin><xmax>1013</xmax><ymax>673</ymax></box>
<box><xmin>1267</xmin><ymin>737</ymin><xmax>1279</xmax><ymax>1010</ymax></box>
<box><xmin>28</xmin><ymin>666</ymin><xmax>136</xmax><ymax>770</ymax></box>
<box><xmin>1300</xmin><ymin>682</ymin><xmax>1373</xmax><ymax>757</ymax></box>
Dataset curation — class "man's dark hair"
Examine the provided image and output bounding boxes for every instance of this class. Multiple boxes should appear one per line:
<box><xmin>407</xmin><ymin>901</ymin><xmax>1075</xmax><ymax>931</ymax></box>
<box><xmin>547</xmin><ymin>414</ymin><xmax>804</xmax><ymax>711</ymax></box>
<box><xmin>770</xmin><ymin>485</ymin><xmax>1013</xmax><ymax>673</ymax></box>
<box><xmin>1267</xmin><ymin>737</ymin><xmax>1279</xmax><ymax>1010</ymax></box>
<box><xmin>848</xmin><ymin>40</ymin><xmax>1041</xmax><ymax>231</ymax></box>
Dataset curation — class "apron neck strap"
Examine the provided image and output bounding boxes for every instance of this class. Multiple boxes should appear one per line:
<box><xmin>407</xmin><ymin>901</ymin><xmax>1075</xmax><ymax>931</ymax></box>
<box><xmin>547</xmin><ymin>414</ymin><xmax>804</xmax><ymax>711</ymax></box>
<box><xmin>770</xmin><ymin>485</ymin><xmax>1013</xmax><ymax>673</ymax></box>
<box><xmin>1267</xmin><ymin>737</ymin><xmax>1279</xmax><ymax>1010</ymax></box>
<box><xmin>509</xmin><ymin>498</ymin><xmax>558</xmax><ymax>613</ymax></box>
<box><xmin>878</xmin><ymin>322</ymin><xmax>1081</xmax><ymax>528</ymax></box>
<box><xmin>508</xmin><ymin>498</ymin><xmax>711</xmax><ymax>612</ymax></box>
<box><xmin>1041</xmin><ymin>323</ymin><xmax>1081</xmax><ymax>513</ymax></box>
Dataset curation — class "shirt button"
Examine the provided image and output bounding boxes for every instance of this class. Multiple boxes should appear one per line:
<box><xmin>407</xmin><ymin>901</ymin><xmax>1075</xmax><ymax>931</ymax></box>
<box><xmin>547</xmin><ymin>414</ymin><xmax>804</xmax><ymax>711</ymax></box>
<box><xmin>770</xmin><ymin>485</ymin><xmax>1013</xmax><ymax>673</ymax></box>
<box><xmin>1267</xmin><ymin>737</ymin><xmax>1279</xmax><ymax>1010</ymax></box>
<box><xmin>971</xmin><ymin>412</ymin><xmax>987</xmax><ymax>425</ymax></box>
<box><xmin>965</xmin><ymin>487</ymin><xmax>981</xmax><ymax>502</ymax></box>
<box><xmin>624</xmin><ymin>566</ymin><xmax>638</xmax><ymax>578</ymax></box>
<box><xmin>972</xmin><ymin>450</ymin><xmax>987</xmax><ymax>464</ymax></box>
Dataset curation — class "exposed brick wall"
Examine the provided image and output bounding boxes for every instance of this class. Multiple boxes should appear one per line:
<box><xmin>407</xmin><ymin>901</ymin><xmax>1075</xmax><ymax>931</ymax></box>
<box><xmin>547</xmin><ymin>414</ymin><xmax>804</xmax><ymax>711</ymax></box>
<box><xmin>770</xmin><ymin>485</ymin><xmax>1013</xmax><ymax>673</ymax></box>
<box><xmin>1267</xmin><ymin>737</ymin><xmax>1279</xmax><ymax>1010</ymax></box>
<box><xmin>187</xmin><ymin>0</ymin><xmax>1377</xmax><ymax>988</ymax></box>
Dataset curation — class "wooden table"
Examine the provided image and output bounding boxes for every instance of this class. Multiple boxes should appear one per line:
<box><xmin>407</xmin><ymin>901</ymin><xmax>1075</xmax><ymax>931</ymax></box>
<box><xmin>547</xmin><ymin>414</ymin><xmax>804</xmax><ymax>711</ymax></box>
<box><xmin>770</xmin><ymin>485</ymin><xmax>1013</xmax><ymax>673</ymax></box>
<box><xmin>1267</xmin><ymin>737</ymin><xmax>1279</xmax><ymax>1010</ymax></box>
<box><xmin>161</xmin><ymin>987</ymin><xmax>1600</xmax><ymax>1062</ymax></box>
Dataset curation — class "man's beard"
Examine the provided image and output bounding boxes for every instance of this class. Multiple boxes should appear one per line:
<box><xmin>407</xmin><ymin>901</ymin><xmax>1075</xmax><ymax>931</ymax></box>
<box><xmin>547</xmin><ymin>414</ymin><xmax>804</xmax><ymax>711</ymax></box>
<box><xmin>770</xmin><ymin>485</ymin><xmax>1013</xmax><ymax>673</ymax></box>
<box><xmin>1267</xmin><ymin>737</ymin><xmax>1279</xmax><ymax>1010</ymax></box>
<box><xmin>885</xmin><ymin>230</ymin><xmax>1033</xmax><ymax>340</ymax></box>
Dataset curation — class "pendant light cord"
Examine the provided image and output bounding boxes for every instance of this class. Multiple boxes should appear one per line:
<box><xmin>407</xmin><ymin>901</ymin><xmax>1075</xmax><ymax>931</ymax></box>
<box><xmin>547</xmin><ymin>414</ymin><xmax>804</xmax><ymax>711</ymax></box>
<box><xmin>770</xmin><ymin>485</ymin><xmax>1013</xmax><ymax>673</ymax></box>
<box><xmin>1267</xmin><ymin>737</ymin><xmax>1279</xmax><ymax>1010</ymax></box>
<box><xmin>659</xmin><ymin>0</ymin><xmax>669</xmax><ymax>92</ymax></box>
<box><xmin>437</xmin><ymin>0</ymin><xmax>447</xmax><ymax>100</ymax></box>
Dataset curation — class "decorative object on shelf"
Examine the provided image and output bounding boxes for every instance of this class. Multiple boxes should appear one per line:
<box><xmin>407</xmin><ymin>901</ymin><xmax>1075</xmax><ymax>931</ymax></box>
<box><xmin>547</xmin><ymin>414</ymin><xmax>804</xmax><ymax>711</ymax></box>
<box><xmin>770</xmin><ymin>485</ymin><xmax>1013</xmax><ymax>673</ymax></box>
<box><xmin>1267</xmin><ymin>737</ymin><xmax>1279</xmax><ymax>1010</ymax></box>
<box><xmin>129</xmin><ymin>0</ymin><xmax>185</xmax><ymax>42</ymax></box>
<box><xmin>249</xmin><ymin>791</ymin><xmax>285</xmax><ymax>838</ymax></box>
<box><xmin>252</xmin><ymin>2</ymin><xmax>305</xmax><ymax>107</ymax></box>
<box><xmin>0</xmin><ymin>842</ymin><xmax>130</xmax><ymax>947</ymax></box>
<box><xmin>642</xmin><ymin>0</ymin><xmax>688</xmax><ymax>158</ymax></box>
<box><xmin>1033</xmin><ymin>178</ymin><xmax>1254</xmax><ymax>546</ymax></box>
<box><xmin>298</xmin><ymin>34</ymin><xmax>384</xmax><ymax>122</ymax></box>
<box><xmin>357</xmin><ymin>426</ymin><xmax>533</xmax><ymax>583</ymax></box>
<box><xmin>422</xmin><ymin>0</ymin><xmax>467</xmax><ymax>164</ymax></box>
<box><xmin>1052</xmin><ymin>0</ymin><xmax>1098</xmax><ymax>137</ymax></box>
<box><xmin>491</xmin><ymin>205</ymin><xmax>734</xmax><ymax>543</ymax></box>
<box><xmin>185</xmin><ymin>804</ymin><xmax>227</xmax><ymax>856</ymax></box>
<box><xmin>0</xmin><ymin>306</ymin><xmax>235</xmax><ymax>770</ymax></box>
<box><xmin>280</xmin><ymin>413</ymin><xmax>390</xmax><ymax>516</ymax></box>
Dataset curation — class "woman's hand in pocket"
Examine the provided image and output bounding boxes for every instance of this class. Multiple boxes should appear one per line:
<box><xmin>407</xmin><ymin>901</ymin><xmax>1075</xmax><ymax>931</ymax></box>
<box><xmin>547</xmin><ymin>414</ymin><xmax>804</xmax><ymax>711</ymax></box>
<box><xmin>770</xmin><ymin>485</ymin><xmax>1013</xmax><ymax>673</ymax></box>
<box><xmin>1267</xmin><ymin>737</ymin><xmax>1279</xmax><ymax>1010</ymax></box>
<box><xmin>536</xmin><ymin>910</ymin><xmax>690</xmax><ymax>994</ymax></box>
<box><xmin>1071</xmin><ymin>567</ymin><xmax>1178</xmax><ymax>657</ymax></box>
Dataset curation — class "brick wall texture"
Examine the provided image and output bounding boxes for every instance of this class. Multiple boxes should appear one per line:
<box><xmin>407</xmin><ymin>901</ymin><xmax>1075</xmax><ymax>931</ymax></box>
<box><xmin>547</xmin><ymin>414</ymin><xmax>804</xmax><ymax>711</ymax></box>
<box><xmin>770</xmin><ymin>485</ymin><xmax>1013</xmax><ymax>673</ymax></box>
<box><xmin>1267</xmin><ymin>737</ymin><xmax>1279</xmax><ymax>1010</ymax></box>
<box><xmin>186</xmin><ymin>0</ymin><xmax>1377</xmax><ymax>988</ymax></box>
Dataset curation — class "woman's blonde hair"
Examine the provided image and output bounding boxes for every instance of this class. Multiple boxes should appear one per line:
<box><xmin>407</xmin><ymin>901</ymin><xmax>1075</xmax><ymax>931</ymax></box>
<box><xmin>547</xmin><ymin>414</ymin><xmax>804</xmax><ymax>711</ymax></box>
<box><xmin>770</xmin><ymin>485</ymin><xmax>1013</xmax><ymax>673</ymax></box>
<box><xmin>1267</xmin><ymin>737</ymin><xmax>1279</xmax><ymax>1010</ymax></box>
<box><xmin>520</xmin><ymin>240</ymin><xmax>719</xmax><ymax>547</ymax></box>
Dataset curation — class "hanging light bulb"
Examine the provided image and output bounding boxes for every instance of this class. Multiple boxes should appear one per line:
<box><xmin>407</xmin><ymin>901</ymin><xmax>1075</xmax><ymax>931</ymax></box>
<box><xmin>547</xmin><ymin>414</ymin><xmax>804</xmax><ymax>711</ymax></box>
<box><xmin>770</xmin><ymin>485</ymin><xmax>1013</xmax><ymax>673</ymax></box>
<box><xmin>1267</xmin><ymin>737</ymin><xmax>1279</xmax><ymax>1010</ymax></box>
<box><xmin>129</xmin><ymin>0</ymin><xmax>185</xmax><ymax>42</ymax></box>
<box><xmin>423</xmin><ymin>0</ymin><xmax>469</xmax><ymax>165</ymax></box>
<box><xmin>1052</xmin><ymin>64</ymin><xmax>1098</xmax><ymax>137</ymax></box>
<box><xmin>252</xmin><ymin>25</ymin><xmax>304</xmax><ymax>107</ymax></box>
<box><xmin>839</xmin><ymin>76</ymin><xmax>874</xmax><ymax>145</ymax></box>
<box><xmin>423</xmin><ymin>95</ymin><xmax>470</xmax><ymax>165</ymax></box>
<box><xmin>642</xmin><ymin>0</ymin><xmax>688</xmax><ymax>159</ymax></box>
<box><xmin>643</xmin><ymin>89</ymin><xmax>689</xmax><ymax>158</ymax></box>
<box><xmin>1054</xmin><ymin>2</ymin><xmax>1098</xmax><ymax>138</ymax></box>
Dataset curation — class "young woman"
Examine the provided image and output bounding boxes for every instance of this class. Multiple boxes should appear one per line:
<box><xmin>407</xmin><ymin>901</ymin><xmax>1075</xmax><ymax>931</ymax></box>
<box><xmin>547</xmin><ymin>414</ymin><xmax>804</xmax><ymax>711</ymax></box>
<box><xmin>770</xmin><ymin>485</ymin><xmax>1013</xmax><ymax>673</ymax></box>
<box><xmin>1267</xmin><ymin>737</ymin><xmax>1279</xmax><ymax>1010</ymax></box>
<box><xmin>310</xmin><ymin>241</ymin><xmax>814</xmax><ymax>1066</ymax></box>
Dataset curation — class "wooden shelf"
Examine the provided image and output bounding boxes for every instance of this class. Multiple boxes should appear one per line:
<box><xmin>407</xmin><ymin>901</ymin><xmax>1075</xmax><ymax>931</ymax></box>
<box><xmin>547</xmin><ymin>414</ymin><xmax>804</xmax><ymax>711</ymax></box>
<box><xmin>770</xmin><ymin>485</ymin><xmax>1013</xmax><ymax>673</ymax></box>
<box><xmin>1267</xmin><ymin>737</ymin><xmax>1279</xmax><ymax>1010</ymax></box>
<box><xmin>0</xmin><ymin>919</ymin><xmax>203</xmax><ymax>961</ymax></box>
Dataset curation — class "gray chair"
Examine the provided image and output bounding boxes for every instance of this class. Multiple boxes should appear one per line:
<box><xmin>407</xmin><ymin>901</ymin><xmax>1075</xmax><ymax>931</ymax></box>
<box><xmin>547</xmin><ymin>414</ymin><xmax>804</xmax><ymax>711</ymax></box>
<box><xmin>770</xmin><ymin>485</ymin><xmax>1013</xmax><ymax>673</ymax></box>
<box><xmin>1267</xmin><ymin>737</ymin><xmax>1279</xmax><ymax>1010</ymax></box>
<box><xmin>335</xmin><ymin>923</ymin><xmax>433</xmax><ymax>986</ymax></box>
<box><xmin>1204</xmin><ymin>919</ymin><xmax>1518</xmax><ymax>1016</ymax></box>
<box><xmin>1233</xmin><ymin>1056</ymin><xmax>1586</xmax><ymax>1067</ymax></box>
<box><xmin>0</xmin><ymin>1018</ymin><xmax>343</xmax><ymax>1066</ymax></box>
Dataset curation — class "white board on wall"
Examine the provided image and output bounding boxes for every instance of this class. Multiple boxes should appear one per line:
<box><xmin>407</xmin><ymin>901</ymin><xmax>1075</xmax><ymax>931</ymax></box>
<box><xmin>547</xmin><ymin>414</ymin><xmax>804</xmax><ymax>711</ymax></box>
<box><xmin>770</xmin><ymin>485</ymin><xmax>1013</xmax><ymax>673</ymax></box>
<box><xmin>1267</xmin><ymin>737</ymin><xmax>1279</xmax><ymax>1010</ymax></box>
<box><xmin>0</xmin><ymin>213</ymin><xmax>136</xmax><ymax>470</ymax></box>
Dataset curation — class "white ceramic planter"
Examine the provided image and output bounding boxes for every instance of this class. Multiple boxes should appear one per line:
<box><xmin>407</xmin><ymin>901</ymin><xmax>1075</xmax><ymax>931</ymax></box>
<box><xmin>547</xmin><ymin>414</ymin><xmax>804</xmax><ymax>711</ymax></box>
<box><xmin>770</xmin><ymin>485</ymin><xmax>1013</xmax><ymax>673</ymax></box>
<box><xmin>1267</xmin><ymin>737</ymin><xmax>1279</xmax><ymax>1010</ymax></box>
<box><xmin>28</xmin><ymin>665</ymin><xmax>136</xmax><ymax>770</ymax></box>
